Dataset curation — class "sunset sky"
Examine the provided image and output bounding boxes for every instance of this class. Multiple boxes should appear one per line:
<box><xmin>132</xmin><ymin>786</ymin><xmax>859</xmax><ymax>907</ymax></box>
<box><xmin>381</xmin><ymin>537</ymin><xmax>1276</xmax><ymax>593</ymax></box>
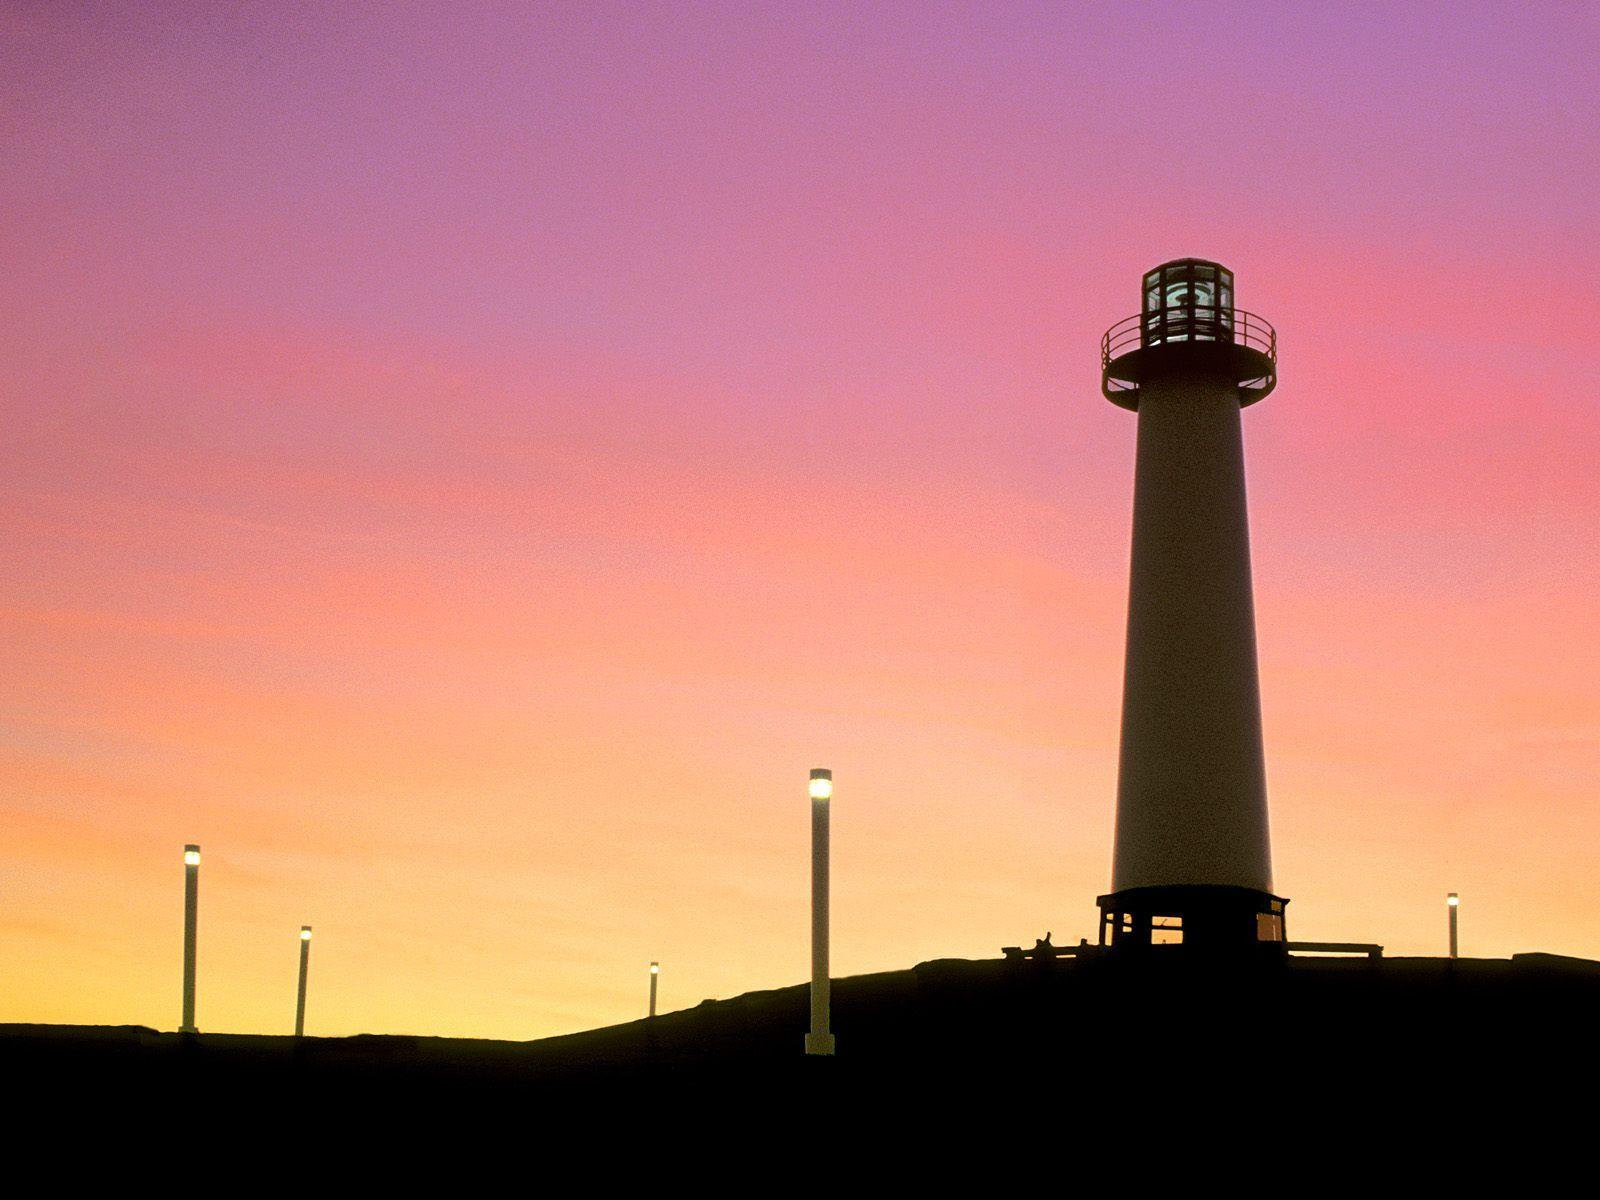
<box><xmin>3</xmin><ymin>2</ymin><xmax>1598</xmax><ymax>1039</ymax></box>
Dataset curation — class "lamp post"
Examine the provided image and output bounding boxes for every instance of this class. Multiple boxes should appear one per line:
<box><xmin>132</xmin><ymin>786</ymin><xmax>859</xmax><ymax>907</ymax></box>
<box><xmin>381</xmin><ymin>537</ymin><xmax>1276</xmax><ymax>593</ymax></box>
<box><xmin>1448</xmin><ymin>892</ymin><xmax>1459</xmax><ymax>959</ymax></box>
<box><xmin>295</xmin><ymin>926</ymin><xmax>312</xmax><ymax>1037</ymax></box>
<box><xmin>648</xmin><ymin>961</ymin><xmax>659</xmax><ymax>1018</ymax></box>
<box><xmin>805</xmin><ymin>768</ymin><xmax>835</xmax><ymax>1056</ymax></box>
<box><xmin>181</xmin><ymin>844</ymin><xmax>200</xmax><ymax>1033</ymax></box>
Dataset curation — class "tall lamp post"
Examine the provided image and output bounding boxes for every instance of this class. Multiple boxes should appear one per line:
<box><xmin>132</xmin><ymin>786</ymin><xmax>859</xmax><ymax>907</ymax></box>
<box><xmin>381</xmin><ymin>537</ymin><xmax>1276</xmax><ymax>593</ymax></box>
<box><xmin>181</xmin><ymin>844</ymin><xmax>200</xmax><ymax>1033</ymax></box>
<box><xmin>1447</xmin><ymin>892</ymin><xmax>1459</xmax><ymax>959</ymax></box>
<box><xmin>805</xmin><ymin>768</ymin><xmax>835</xmax><ymax>1056</ymax></box>
<box><xmin>648</xmin><ymin>961</ymin><xmax>659</xmax><ymax>1018</ymax></box>
<box><xmin>295</xmin><ymin>926</ymin><xmax>312</xmax><ymax>1037</ymax></box>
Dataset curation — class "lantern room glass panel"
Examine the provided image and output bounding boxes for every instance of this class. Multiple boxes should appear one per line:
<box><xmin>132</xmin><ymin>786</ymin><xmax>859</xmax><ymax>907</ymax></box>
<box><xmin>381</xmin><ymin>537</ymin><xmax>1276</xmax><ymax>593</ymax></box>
<box><xmin>1140</xmin><ymin>260</ymin><xmax>1234</xmax><ymax>347</ymax></box>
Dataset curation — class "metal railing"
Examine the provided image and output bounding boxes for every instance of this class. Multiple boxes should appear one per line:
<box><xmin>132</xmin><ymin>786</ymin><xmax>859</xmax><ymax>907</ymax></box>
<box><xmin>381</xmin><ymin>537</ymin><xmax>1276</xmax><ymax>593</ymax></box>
<box><xmin>1102</xmin><ymin>305</ymin><xmax>1277</xmax><ymax>371</ymax></box>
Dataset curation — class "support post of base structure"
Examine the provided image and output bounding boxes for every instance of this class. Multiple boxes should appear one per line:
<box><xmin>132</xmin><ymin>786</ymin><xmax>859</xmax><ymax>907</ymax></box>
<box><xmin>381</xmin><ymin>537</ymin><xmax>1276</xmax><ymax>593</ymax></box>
<box><xmin>181</xmin><ymin>845</ymin><xmax>200</xmax><ymax>1033</ymax></box>
<box><xmin>1448</xmin><ymin>893</ymin><xmax>1459</xmax><ymax>959</ymax></box>
<box><xmin>805</xmin><ymin>768</ymin><xmax>835</xmax><ymax>1055</ymax></box>
<box><xmin>295</xmin><ymin>926</ymin><xmax>312</xmax><ymax>1037</ymax></box>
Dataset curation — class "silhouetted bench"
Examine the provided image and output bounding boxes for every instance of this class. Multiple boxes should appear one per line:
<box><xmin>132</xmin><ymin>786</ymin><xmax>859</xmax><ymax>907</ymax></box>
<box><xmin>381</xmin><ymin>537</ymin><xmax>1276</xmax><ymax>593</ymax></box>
<box><xmin>1001</xmin><ymin>943</ymin><xmax>1097</xmax><ymax>961</ymax></box>
<box><xmin>1286</xmin><ymin>941</ymin><xmax>1383</xmax><ymax>959</ymax></box>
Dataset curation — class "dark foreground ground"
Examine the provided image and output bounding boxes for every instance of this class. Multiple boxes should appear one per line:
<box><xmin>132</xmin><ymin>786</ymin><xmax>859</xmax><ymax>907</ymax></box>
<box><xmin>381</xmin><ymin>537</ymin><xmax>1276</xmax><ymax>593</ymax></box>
<box><xmin>7</xmin><ymin>951</ymin><xmax>1597</xmax><ymax>1163</ymax></box>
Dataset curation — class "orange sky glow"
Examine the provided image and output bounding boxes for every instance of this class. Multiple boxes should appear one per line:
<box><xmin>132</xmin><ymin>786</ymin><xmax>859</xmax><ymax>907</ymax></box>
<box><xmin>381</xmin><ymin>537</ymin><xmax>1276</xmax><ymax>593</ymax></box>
<box><xmin>3</xmin><ymin>3</ymin><xmax>1598</xmax><ymax>1039</ymax></box>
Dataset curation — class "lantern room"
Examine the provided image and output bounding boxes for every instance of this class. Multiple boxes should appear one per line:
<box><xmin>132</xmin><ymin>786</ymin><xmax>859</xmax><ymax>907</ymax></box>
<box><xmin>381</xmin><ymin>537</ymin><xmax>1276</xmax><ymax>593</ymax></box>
<box><xmin>1141</xmin><ymin>258</ymin><xmax>1233</xmax><ymax>345</ymax></box>
<box><xmin>1101</xmin><ymin>257</ymin><xmax>1276</xmax><ymax>408</ymax></box>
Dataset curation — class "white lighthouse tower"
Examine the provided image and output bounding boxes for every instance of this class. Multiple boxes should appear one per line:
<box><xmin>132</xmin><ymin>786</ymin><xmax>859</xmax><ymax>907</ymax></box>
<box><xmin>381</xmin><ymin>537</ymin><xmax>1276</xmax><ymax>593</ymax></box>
<box><xmin>1097</xmin><ymin>259</ymin><xmax>1288</xmax><ymax>953</ymax></box>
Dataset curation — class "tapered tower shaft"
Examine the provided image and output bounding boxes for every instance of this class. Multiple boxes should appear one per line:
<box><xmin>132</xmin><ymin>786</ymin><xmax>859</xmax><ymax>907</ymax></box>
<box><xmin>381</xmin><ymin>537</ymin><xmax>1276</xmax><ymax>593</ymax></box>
<box><xmin>1114</xmin><ymin>367</ymin><xmax>1271</xmax><ymax>894</ymax></box>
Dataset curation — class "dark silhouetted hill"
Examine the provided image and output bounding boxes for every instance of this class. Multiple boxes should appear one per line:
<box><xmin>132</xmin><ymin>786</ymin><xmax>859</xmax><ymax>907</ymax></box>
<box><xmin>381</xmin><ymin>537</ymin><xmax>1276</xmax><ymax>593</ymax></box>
<box><xmin>8</xmin><ymin>951</ymin><xmax>1597</xmax><ymax>1158</ymax></box>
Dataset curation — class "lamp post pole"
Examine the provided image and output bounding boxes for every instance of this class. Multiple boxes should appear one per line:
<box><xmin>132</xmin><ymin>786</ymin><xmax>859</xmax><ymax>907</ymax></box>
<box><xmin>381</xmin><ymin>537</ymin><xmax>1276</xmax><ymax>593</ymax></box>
<box><xmin>648</xmin><ymin>961</ymin><xmax>659</xmax><ymax>1018</ymax></box>
<box><xmin>1448</xmin><ymin>892</ymin><xmax>1459</xmax><ymax>959</ymax></box>
<box><xmin>805</xmin><ymin>768</ymin><xmax>835</xmax><ymax>1056</ymax></box>
<box><xmin>295</xmin><ymin>927</ymin><xmax>312</xmax><ymax>1037</ymax></box>
<box><xmin>181</xmin><ymin>845</ymin><xmax>200</xmax><ymax>1033</ymax></box>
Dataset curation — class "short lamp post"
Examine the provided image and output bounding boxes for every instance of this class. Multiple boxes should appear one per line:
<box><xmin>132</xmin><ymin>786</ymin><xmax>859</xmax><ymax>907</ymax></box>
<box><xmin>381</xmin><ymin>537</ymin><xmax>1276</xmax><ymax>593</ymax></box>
<box><xmin>805</xmin><ymin>768</ymin><xmax>835</xmax><ymax>1056</ymax></box>
<box><xmin>648</xmin><ymin>961</ymin><xmax>659</xmax><ymax>1018</ymax></box>
<box><xmin>1448</xmin><ymin>892</ymin><xmax>1459</xmax><ymax>959</ymax></box>
<box><xmin>295</xmin><ymin>926</ymin><xmax>312</xmax><ymax>1037</ymax></box>
<box><xmin>181</xmin><ymin>845</ymin><xmax>200</xmax><ymax>1033</ymax></box>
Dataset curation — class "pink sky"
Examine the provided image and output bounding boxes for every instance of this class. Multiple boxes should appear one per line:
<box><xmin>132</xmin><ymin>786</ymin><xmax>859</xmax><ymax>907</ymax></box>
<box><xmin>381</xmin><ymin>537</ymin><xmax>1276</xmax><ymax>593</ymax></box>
<box><xmin>2</xmin><ymin>2</ymin><xmax>1598</xmax><ymax>1038</ymax></box>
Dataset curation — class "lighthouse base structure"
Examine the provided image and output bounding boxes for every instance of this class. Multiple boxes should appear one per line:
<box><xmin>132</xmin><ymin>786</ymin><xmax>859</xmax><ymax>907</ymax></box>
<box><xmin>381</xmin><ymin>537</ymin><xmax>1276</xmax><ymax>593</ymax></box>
<box><xmin>1097</xmin><ymin>884</ymin><xmax>1288</xmax><ymax>955</ymax></box>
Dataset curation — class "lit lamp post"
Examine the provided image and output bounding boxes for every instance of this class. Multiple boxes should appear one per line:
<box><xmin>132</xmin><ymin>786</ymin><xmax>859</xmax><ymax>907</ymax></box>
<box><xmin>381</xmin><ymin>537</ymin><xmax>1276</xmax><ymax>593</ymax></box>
<box><xmin>648</xmin><ymin>961</ymin><xmax>659</xmax><ymax>1018</ymax></box>
<box><xmin>805</xmin><ymin>768</ymin><xmax>835</xmax><ymax>1056</ymax></box>
<box><xmin>1448</xmin><ymin>892</ymin><xmax>1459</xmax><ymax>959</ymax></box>
<box><xmin>295</xmin><ymin>926</ymin><xmax>312</xmax><ymax>1037</ymax></box>
<box><xmin>181</xmin><ymin>844</ymin><xmax>200</xmax><ymax>1033</ymax></box>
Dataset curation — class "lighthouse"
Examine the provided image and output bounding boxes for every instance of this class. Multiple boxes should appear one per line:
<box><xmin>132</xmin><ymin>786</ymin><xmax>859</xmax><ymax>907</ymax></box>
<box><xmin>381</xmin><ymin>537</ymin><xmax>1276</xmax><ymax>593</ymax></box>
<box><xmin>1097</xmin><ymin>259</ymin><xmax>1288</xmax><ymax>953</ymax></box>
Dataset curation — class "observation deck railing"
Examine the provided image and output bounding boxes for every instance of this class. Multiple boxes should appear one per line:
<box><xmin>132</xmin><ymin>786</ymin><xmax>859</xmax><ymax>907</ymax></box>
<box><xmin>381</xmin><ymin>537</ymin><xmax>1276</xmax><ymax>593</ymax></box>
<box><xmin>1101</xmin><ymin>305</ymin><xmax>1277</xmax><ymax>372</ymax></box>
